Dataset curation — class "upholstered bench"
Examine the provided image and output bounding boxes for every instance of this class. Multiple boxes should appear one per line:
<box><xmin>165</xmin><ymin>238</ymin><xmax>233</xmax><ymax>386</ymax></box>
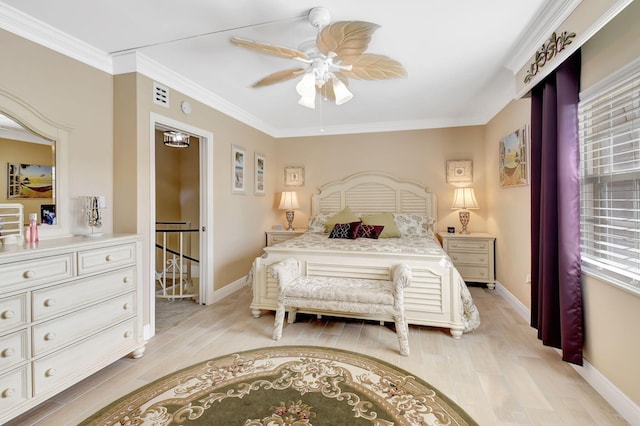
<box><xmin>270</xmin><ymin>257</ymin><xmax>412</xmax><ymax>356</ymax></box>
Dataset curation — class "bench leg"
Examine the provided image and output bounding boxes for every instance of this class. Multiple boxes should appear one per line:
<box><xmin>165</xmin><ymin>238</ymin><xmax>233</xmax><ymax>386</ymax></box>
<box><xmin>394</xmin><ymin>314</ymin><xmax>410</xmax><ymax>357</ymax></box>
<box><xmin>273</xmin><ymin>303</ymin><xmax>285</xmax><ymax>340</ymax></box>
<box><xmin>288</xmin><ymin>308</ymin><xmax>298</xmax><ymax>324</ymax></box>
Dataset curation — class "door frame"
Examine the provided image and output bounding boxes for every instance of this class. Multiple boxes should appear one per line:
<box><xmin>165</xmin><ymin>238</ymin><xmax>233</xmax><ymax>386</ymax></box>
<box><xmin>149</xmin><ymin>112</ymin><xmax>214</xmax><ymax>337</ymax></box>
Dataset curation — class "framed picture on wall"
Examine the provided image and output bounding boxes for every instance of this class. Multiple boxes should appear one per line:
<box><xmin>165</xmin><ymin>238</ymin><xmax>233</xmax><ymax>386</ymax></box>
<box><xmin>254</xmin><ymin>152</ymin><xmax>265</xmax><ymax>195</ymax></box>
<box><xmin>232</xmin><ymin>145</ymin><xmax>246</xmax><ymax>194</ymax></box>
<box><xmin>499</xmin><ymin>125</ymin><xmax>529</xmax><ymax>187</ymax></box>
<box><xmin>446</xmin><ymin>160</ymin><xmax>473</xmax><ymax>183</ymax></box>
<box><xmin>284</xmin><ymin>166</ymin><xmax>304</xmax><ymax>187</ymax></box>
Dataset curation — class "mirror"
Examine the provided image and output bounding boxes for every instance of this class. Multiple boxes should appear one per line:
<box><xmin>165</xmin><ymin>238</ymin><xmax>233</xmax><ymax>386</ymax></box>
<box><xmin>0</xmin><ymin>113</ymin><xmax>56</xmax><ymax>229</ymax></box>
<box><xmin>0</xmin><ymin>88</ymin><xmax>70</xmax><ymax>239</ymax></box>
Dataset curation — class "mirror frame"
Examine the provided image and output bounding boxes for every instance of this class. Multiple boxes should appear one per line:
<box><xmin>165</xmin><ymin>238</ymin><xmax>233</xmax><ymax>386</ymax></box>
<box><xmin>0</xmin><ymin>88</ymin><xmax>71</xmax><ymax>239</ymax></box>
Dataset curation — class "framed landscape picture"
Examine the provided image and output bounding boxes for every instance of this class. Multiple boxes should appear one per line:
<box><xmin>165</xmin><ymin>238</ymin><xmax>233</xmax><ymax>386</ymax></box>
<box><xmin>232</xmin><ymin>145</ymin><xmax>246</xmax><ymax>194</ymax></box>
<box><xmin>254</xmin><ymin>152</ymin><xmax>265</xmax><ymax>195</ymax></box>
<box><xmin>499</xmin><ymin>125</ymin><xmax>529</xmax><ymax>187</ymax></box>
<box><xmin>7</xmin><ymin>163</ymin><xmax>53</xmax><ymax>198</ymax></box>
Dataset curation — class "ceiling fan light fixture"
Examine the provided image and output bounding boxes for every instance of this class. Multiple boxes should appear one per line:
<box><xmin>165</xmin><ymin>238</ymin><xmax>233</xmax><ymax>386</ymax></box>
<box><xmin>163</xmin><ymin>131</ymin><xmax>190</xmax><ymax>148</ymax></box>
<box><xmin>333</xmin><ymin>79</ymin><xmax>353</xmax><ymax>105</ymax></box>
<box><xmin>296</xmin><ymin>72</ymin><xmax>316</xmax><ymax>97</ymax></box>
<box><xmin>298</xmin><ymin>94</ymin><xmax>316</xmax><ymax>109</ymax></box>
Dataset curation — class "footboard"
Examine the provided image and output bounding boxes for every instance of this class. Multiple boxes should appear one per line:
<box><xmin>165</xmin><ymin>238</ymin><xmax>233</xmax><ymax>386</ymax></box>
<box><xmin>251</xmin><ymin>248</ymin><xmax>465</xmax><ymax>338</ymax></box>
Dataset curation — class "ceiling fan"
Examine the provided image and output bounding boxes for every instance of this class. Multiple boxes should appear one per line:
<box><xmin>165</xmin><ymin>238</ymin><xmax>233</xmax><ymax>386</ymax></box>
<box><xmin>230</xmin><ymin>7</ymin><xmax>407</xmax><ymax>109</ymax></box>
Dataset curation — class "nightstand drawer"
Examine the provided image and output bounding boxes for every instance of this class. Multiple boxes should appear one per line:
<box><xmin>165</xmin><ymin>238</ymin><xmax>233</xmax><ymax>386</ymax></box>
<box><xmin>449</xmin><ymin>252</ymin><xmax>489</xmax><ymax>266</ymax></box>
<box><xmin>456</xmin><ymin>265</ymin><xmax>490</xmax><ymax>281</ymax></box>
<box><xmin>446</xmin><ymin>240</ymin><xmax>490</xmax><ymax>252</ymax></box>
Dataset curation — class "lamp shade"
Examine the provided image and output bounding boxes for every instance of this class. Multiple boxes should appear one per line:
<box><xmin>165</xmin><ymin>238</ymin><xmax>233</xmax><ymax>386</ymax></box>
<box><xmin>333</xmin><ymin>79</ymin><xmax>353</xmax><ymax>105</ymax></box>
<box><xmin>451</xmin><ymin>187</ymin><xmax>479</xmax><ymax>210</ymax></box>
<box><xmin>278</xmin><ymin>191</ymin><xmax>300</xmax><ymax>210</ymax></box>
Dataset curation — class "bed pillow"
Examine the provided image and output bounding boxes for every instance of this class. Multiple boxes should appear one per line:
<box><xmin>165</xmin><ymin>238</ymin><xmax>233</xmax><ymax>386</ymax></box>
<box><xmin>328</xmin><ymin>221</ymin><xmax>361</xmax><ymax>239</ymax></box>
<box><xmin>307</xmin><ymin>213</ymin><xmax>332</xmax><ymax>233</ymax></box>
<box><xmin>323</xmin><ymin>206</ymin><xmax>360</xmax><ymax>233</ymax></box>
<box><xmin>356</xmin><ymin>224</ymin><xmax>385</xmax><ymax>239</ymax></box>
<box><xmin>360</xmin><ymin>213</ymin><xmax>401</xmax><ymax>238</ymax></box>
<box><xmin>394</xmin><ymin>213</ymin><xmax>432</xmax><ymax>237</ymax></box>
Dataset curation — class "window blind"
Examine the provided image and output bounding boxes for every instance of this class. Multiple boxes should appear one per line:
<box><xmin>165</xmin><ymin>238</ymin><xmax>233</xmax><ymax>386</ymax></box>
<box><xmin>579</xmin><ymin>60</ymin><xmax>640</xmax><ymax>294</ymax></box>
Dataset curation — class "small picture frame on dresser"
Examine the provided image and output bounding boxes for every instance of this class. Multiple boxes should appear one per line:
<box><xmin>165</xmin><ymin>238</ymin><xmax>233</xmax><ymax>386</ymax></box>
<box><xmin>447</xmin><ymin>227</ymin><xmax>455</xmax><ymax>233</ymax></box>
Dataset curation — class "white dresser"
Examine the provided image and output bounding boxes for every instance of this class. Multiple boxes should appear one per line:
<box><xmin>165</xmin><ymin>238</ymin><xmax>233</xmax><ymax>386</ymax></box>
<box><xmin>439</xmin><ymin>232</ymin><xmax>496</xmax><ymax>289</ymax></box>
<box><xmin>0</xmin><ymin>234</ymin><xmax>145</xmax><ymax>423</ymax></box>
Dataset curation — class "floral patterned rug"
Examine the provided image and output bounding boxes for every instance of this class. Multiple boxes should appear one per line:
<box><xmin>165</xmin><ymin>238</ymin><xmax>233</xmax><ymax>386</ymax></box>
<box><xmin>80</xmin><ymin>346</ymin><xmax>477</xmax><ymax>425</ymax></box>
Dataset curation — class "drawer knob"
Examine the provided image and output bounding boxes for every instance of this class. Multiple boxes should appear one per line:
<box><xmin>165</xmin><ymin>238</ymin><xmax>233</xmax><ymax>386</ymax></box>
<box><xmin>124</xmin><ymin>331</ymin><xmax>131</xmax><ymax>338</ymax></box>
<box><xmin>451</xmin><ymin>243</ymin><xmax>458</xmax><ymax>248</ymax></box>
<box><xmin>44</xmin><ymin>332</ymin><xmax>56</xmax><ymax>341</ymax></box>
<box><xmin>23</xmin><ymin>270</ymin><xmax>36</xmax><ymax>279</ymax></box>
<box><xmin>123</xmin><ymin>276</ymin><xmax>130</xmax><ymax>283</ymax></box>
<box><xmin>105</xmin><ymin>255</ymin><xmax>113</xmax><ymax>261</ymax></box>
<box><xmin>1</xmin><ymin>348</ymin><xmax>15</xmax><ymax>357</ymax></box>
<box><xmin>123</xmin><ymin>303</ymin><xmax>131</xmax><ymax>310</ymax></box>
<box><xmin>480</xmin><ymin>244</ymin><xmax>486</xmax><ymax>248</ymax></box>
<box><xmin>452</xmin><ymin>255</ymin><xmax>458</xmax><ymax>260</ymax></box>
<box><xmin>480</xmin><ymin>271</ymin><xmax>486</xmax><ymax>276</ymax></box>
<box><xmin>2</xmin><ymin>388</ymin><xmax>15</xmax><ymax>398</ymax></box>
<box><xmin>44</xmin><ymin>298</ymin><xmax>56</xmax><ymax>307</ymax></box>
<box><xmin>45</xmin><ymin>368</ymin><xmax>56</xmax><ymax>377</ymax></box>
<box><xmin>1</xmin><ymin>310</ymin><xmax>14</xmax><ymax>319</ymax></box>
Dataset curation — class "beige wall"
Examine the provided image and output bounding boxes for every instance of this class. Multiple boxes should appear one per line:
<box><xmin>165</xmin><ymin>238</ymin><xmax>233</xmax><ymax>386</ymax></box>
<box><xmin>487</xmin><ymin>1</ymin><xmax>640</xmax><ymax>407</ymax></box>
<box><xmin>274</xmin><ymin>127</ymin><xmax>488</xmax><ymax>234</ymax></box>
<box><xmin>0</xmin><ymin>29</ymin><xmax>114</xmax><ymax>235</ymax></box>
<box><xmin>484</xmin><ymin>100</ymin><xmax>532</xmax><ymax>306</ymax></box>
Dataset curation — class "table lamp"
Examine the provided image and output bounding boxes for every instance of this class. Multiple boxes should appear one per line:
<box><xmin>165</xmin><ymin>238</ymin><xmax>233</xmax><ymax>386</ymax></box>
<box><xmin>451</xmin><ymin>187</ymin><xmax>479</xmax><ymax>234</ymax></box>
<box><xmin>278</xmin><ymin>191</ymin><xmax>300</xmax><ymax>231</ymax></box>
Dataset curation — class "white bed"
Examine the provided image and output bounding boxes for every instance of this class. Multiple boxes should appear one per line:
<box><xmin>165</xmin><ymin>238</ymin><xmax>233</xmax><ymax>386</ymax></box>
<box><xmin>250</xmin><ymin>172</ymin><xmax>480</xmax><ymax>337</ymax></box>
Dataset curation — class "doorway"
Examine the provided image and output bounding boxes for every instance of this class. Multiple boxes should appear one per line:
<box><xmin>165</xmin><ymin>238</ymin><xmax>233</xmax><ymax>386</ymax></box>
<box><xmin>149</xmin><ymin>113</ymin><xmax>214</xmax><ymax>337</ymax></box>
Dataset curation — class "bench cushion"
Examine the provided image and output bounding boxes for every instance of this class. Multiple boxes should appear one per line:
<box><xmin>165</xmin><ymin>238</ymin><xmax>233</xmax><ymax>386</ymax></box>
<box><xmin>284</xmin><ymin>276</ymin><xmax>394</xmax><ymax>306</ymax></box>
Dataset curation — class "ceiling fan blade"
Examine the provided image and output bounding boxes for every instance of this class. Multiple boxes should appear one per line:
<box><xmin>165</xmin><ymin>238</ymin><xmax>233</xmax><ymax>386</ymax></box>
<box><xmin>316</xmin><ymin>21</ymin><xmax>380</xmax><ymax>58</ymax></box>
<box><xmin>230</xmin><ymin>37</ymin><xmax>309</xmax><ymax>60</ymax></box>
<box><xmin>341</xmin><ymin>54</ymin><xmax>407</xmax><ymax>80</ymax></box>
<box><xmin>252</xmin><ymin>68</ymin><xmax>307</xmax><ymax>87</ymax></box>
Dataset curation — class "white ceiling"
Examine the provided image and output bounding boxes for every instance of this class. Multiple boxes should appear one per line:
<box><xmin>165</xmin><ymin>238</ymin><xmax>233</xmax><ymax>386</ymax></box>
<box><xmin>0</xmin><ymin>1</ymin><xmax>580</xmax><ymax>137</ymax></box>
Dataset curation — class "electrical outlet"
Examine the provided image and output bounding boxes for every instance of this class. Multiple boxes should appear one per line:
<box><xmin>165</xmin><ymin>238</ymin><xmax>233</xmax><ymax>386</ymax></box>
<box><xmin>525</xmin><ymin>273</ymin><xmax>532</xmax><ymax>283</ymax></box>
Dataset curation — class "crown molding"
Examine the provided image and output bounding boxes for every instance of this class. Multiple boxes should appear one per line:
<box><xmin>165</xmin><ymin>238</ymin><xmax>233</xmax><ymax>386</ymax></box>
<box><xmin>0</xmin><ymin>2</ymin><xmax>113</xmax><ymax>73</ymax></box>
<box><xmin>504</xmin><ymin>0</ymin><xmax>583</xmax><ymax>74</ymax></box>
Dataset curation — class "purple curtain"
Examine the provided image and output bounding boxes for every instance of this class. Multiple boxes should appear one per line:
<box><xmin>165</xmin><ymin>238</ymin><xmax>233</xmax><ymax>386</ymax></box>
<box><xmin>530</xmin><ymin>50</ymin><xmax>584</xmax><ymax>365</ymax></box>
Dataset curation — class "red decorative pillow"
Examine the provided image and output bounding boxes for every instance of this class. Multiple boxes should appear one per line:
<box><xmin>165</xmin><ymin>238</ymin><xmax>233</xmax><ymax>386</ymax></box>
<box><xmin>357</xmin><ymin>224</ymin><xmax>385</xmax><ymax>239</ymax></box>
<box><xmin>328</xmin><ymin>222</ymin><xmax>361</xmax><ymax>239</ymax></box>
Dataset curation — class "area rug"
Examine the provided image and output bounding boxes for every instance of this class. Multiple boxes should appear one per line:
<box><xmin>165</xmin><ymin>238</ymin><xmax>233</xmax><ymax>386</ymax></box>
<box><xmin>80</xmin><ymin>346</ymin><xmax>477</xmax><ymax>425</ymax></box>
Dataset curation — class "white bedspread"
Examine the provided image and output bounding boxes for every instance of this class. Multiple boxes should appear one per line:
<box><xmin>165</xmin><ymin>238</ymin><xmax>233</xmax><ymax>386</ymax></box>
<box><xmin>261</xmin><ymin>232</ymin><xmax>480</xmax><ymax>333</ymax></box>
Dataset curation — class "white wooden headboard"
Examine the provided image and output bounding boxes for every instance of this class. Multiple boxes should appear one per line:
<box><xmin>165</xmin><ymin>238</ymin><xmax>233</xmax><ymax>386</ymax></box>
<box><xmin>311</xmin><ymin>171</ymin><xmax>437</xmax><ymax>225</ymax></box>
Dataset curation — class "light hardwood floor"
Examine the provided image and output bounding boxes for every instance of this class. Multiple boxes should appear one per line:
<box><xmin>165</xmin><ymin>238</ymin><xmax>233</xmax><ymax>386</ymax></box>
<box><xmin>7</xmin><ymin>285</ymin><xmax>629</xmax><ymax>425</ymax></box>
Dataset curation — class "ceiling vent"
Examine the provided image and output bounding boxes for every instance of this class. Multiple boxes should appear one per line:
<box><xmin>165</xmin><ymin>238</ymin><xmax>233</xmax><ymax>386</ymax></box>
<box><xmin>153</xmin><ymin>82</ymin><xmax>169</xmax><ymax>107</ymax></box>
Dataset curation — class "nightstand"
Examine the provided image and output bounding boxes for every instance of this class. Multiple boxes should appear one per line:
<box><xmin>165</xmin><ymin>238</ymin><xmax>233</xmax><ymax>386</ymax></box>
<box><xmin>438</xmin><ymin>232</ymin><xmax>496</xmax><ymax>289</ymax></box>
<box><xmin>265</xmin><ymin>229</ymin><xmax>307</xmax><ymax>246</ymax></box>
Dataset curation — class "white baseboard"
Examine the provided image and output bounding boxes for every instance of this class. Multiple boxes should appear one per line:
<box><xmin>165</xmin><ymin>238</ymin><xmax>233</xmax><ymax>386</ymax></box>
<box><xmin>213</xmin><ymin>275</ymin><xmax>248</xmax><ymax>302</ymax></box>
<box><xmin>493</xmin><ymin>281</ymin><xmax>640</xmax><ymax>425</ymax></box>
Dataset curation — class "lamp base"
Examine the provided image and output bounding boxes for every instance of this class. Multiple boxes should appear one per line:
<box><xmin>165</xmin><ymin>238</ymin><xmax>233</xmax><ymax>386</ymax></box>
<box><xmin>285</xmin><ymin>210</ymin><xmax>295</xmax><ymax>231</ymax></box>
<box><xmin>458</xmin><ymin>210</ymin><xmax>470</xmax><ymax>234</ymax></box>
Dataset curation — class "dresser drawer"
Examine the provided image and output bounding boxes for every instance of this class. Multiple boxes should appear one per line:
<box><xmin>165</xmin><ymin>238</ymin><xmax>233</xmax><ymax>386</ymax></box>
<box><xmin>0</xmin><ymin>294</ymin><xmax>28</xmax><ymax>333</ymax></box>
<box><xmin>77</xmin><ymin>243</ymin><xmax>136</xmax><ymax>275</ymax></box>
<box><xmin>446</xmin><ymin>239</ymin><xmax>490</xmax><ymax>252</ymax></box>
<box><xmin>456</xmin><ymin>265</ymin><xmax>491</xmax><ymax>281</ymax></box>
<box><xmin>33</xmin><ymin>318</ymin><xmax>136</xmax><ymax>396</ymax></box>
<box><xmin>449</xmin><ymin>252</ymin><xmax>489</xmax><ymax>266</ymax></box>
<box><xmin>0</xmin><ymin>254</ymin><xmax>74</xmax><ymax>289</ymax></box>
<box><xmin>0</xmin><ymin>330</ymin><xmax>28</xmax><ymax>371</ymax></box>
<box><xmin>32</xmin><ymin>293</ymin><xmax>135</xmax><ymax>356</ymax></box>
<box><xmin>32</xmin><ymin>267</ymin><xmax>135</xmax><ymax>321</ymax></box>
<box><xmin>0</xmin><ymin>365</ymin><xmax>29</xmax><ymax>413</ymax></box>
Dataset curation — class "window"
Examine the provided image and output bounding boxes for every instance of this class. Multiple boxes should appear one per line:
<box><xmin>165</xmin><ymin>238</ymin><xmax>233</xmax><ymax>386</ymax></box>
<box><xmin>579</xmin><ymin>58</ymin><xmax>640</xmax><ymax>294</ymax></box>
